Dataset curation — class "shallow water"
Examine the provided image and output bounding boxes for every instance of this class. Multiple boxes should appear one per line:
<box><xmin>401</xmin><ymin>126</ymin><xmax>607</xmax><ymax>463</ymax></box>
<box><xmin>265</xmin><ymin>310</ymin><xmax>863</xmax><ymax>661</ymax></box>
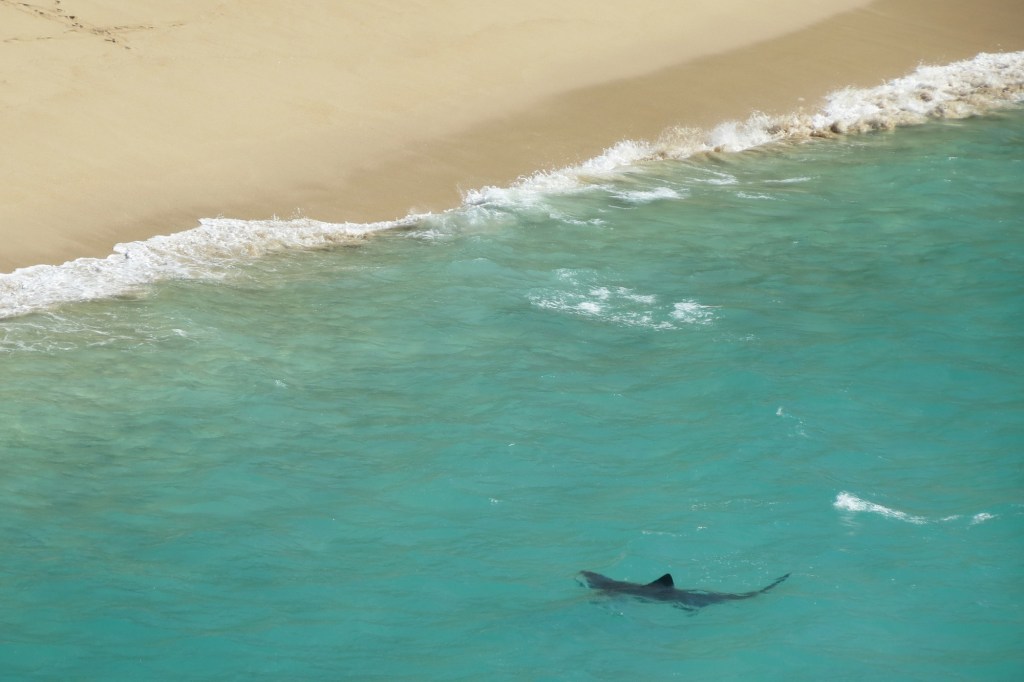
<box><xmin>2</xmin><ymin>108</ymin><xmax>1023</xmax><ymax>680</ymax></box>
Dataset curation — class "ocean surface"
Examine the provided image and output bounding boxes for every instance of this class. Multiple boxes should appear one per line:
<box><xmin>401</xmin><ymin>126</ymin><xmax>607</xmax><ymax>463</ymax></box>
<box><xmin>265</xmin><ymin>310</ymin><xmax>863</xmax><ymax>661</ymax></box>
<box><xmin>2</xmin><ymin>54</ymin><xmax>1023</xmax><ymax>680</ymax></box>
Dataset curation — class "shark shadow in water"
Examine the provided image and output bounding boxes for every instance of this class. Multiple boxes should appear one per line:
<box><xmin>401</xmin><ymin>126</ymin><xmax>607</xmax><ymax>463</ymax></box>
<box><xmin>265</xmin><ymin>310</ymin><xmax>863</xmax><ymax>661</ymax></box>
<box><xmin>579</xmin><ymin>570</ymin><xmax>790</xmax><ymax>611</ymax></box>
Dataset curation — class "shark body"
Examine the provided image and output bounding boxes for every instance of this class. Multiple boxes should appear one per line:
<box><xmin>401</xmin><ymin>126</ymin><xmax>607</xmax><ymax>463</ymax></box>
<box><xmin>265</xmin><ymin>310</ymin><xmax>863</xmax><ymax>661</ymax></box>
<box><xmin>579</xmin><ymin>570</ymin><xmax>790</xmax><ymax>610</ymax></box>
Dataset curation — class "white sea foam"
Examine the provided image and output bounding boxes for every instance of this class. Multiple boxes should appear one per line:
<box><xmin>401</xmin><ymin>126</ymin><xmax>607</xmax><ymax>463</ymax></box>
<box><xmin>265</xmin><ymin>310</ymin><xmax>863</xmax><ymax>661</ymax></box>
<box><xmin>2</xmin><ymin>51</ymin><xmax>1022</xmax><ymax>319</ymax></box>
<box><xmin>528</xmin><ymin>269</ymin><xmax>715</xmax><ymax>330</ymax></box>
<box><xmin>670</xmin><ymin>301</ymin><xmax>716</xmax><ymax>325</ymax></box>
<box><xmin>612</xmin><ymin>186</ymin><xmax>684</xmax><ymax>204</ymax></box>
<box><xmin>472</xmin><ymin>51</ymin><xmax>1024</xmax><ymax>201</ymax></box>
<box><xmin>700</xmin><ymin>173</ymin><xmax>740</xmax><ymax>186</ymax></box>
<box><xmin>971</xmin><ymin>512</ymin><xmax>996</xmax><ymax>525</ymax></box>
<box><xmin>764</xmin><ymin>176</ymin><xmax>813</xmax><ymax>185</ymax></box>
<box><xmin>834</xmin><ymin>491</ymin><xmax>996</xmax><ymax>526</ymax></box>
<box><xmin>834</xmin><ymin>492</ymin><xmax>928</xmax><ymax>524</ymax></box>
<box><xmin>0</xmin><ymin>216</ymin><xmax>417</xmax><ymax>319</ymax></box>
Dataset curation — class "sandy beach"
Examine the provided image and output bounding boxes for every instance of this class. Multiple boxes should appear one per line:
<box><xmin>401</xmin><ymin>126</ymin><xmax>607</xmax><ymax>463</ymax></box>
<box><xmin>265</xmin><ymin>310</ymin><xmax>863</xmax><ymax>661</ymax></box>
<box><xmin>1</xmin><ymin>0</ymin><xmax>1022</xmax><ymax>273</ymax></box>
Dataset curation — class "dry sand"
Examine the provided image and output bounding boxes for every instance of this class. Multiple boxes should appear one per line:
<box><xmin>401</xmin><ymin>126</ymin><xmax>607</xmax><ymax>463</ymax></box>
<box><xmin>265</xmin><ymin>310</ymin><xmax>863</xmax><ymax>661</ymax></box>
<box><xmin>1</xmin><ymin>0</ymin><xmax>1022</xmax><ymax>272</ymax></box>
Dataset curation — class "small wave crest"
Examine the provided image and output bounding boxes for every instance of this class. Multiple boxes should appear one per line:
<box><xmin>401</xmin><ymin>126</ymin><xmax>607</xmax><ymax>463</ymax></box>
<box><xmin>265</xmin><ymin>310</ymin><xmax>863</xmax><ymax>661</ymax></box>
<box><xmin>834</xmin><ymin>491</ymin><xmax>929</xmax><ymax>525</ymax></box>
<box><xmin>3</xmin><ymin>51</ymin><xmax>1022</xmax><ymax>319</ymax></box>
<box><xmin>834</xmin><ymin>492</ymin><xmax>996</xmax><ymax>526</ymax></box>
<box><xmin>611</xmin><ymin>186</ymin><xmax>684</xmax><ymax>204</ymax></box>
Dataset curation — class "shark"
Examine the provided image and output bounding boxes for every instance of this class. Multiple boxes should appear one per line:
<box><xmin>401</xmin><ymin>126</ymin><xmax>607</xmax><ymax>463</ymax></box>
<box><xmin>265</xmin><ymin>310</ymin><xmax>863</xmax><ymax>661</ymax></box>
<box><xmin>579</xmin><ymin>570</ymin><xmax>791</xmax><ymax>610</ymax></box>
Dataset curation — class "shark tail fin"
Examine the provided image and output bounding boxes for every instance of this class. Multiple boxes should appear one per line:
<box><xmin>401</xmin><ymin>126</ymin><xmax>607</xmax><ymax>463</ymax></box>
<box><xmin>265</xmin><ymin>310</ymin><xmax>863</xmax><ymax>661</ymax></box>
<box><xmin>647</xmin><ymin>573</ymin><xmax>674</xmax><ymax>588</ymax></box>
<box><xmin>759</xmin><ymin>573</ymin><xmax>791</xmax><ymax>594</ymax></box>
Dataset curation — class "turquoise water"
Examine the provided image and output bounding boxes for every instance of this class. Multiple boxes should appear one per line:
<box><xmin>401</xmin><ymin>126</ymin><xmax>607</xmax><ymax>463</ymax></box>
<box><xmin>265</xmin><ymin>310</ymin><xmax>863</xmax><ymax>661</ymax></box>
<box><xmin>2</xmin><ymin>109</ymin><xmax>1023</xmax><ymax>680</ymax></box>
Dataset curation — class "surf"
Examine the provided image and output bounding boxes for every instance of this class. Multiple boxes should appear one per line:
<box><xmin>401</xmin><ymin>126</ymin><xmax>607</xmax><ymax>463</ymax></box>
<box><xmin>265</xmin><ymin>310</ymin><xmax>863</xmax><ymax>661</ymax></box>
<box><xmin>1</xmin><ymin>51</ymin><xmax>1022</xmax><ymax>320</ymax></box>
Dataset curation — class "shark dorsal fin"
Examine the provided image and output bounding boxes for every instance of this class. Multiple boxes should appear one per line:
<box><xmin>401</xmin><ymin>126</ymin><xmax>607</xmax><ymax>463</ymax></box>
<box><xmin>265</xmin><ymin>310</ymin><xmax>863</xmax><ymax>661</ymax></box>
<box><xmin>648</xmin><ymin>573</ymin><xmax>674</xmax><ymax>587</ymax></box>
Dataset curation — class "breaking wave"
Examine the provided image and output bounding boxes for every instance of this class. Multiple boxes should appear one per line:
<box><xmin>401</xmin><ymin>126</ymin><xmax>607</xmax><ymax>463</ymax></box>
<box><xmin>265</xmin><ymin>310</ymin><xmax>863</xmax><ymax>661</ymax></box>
<box><xmin>2</xmin><ymin>51</ymin><xmax>1022</xmax><ymax>319</ymax></box>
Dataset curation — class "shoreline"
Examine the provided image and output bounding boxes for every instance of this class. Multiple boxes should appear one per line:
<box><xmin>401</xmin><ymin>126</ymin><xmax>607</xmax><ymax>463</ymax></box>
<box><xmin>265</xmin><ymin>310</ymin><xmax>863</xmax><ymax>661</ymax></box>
<box><xmin>1</xmin><ymin>0</ymin><xmax>1023</xmax><ymax>273</ymax></box>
